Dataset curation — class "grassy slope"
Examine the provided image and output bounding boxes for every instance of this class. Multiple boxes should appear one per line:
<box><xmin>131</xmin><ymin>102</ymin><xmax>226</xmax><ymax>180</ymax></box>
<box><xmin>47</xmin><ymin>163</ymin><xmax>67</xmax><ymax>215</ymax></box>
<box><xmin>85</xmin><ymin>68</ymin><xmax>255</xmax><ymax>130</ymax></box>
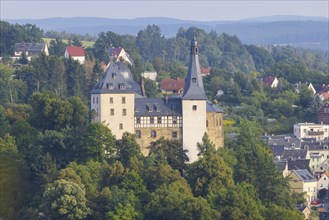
<box><xmin>43</xmin><ymin>38</ymin><xmax>95</xmax><ymax>48</ymax></box>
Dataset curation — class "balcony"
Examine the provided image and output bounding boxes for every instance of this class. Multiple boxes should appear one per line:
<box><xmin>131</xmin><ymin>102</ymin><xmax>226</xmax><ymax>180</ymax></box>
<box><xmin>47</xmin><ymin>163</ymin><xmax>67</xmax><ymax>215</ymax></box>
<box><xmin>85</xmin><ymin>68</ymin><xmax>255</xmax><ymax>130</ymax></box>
<box><xmin>308</xmin><ymin>131</ymin><xmax>324</xmax><ymax>136</ymax></box>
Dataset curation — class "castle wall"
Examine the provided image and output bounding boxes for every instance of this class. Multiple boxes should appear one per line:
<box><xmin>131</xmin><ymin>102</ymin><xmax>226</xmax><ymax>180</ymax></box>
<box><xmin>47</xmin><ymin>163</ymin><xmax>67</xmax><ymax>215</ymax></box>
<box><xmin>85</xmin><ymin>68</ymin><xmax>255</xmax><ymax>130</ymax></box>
<box><xmin>135</xmin><ymin>127</ymin><xmax>182</xmax><ymax>155</ymax></box>
<box><xmin>206</xmin><ymin>112</ymin><xmax>224</xmax><ymax>149</ymax></box>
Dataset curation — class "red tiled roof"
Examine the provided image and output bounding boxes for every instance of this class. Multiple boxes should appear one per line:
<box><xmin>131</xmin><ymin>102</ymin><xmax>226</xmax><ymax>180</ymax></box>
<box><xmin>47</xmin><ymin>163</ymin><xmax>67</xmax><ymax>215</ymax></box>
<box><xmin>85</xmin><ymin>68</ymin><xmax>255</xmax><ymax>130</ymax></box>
<box><xmin>66</xmin><ymin>46</ymin><xmax>85</xmax><ymax>57</ymax></box>
<box><xmin>263</xmin><ymin>76</ymin><xmax>276</xmax><ymax>87</ymax></box>
<box><xmin>200</xmin><ymin>67</ymin><xmax>210</xmax><ymax>75</ymax></box>
<box><xmin>110</xmin><ymin>47</ymin><xmax>123</xmax><ymax>56</ymax></box>
<box><xmin>160</xmin><ymin>78</ymin><xmax>185</xmax><ymax>91</ymax></box>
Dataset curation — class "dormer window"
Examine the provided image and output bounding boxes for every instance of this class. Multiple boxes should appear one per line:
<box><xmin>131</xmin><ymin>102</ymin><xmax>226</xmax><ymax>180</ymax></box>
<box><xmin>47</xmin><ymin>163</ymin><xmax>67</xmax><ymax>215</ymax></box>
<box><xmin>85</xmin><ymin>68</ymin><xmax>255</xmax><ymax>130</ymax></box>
<box><xmin>119</xmin><ymin>83</ymin><xmax>126</xmax><ymax>90</ymax></box>
<box><xmin>107</xmin><ymin>83</ymin><xmax>114</xmax><ymax>90</ymax></box>
<box><xmin>154</xmin><ymin>104</ymin><xmax>160</xmax><ymax>112</ymax></box>
<box><xmin>112</xmin><ymin>73</ymin><xmax>116</xmax><ymax>79</ymax></box>
<box><xmin>192</xmin><ymin>78</ymin><xmax>197</xmax><ymax>83</ymax></box>
<box><xmin>146</xmin><ymin>103</ymin><xmax>153</xmax><ymax>112</ymax></box>
<box><xmin>135</xmin><ymin>107</ymin><xmax>139</xmax><ymax>112</ymax></box>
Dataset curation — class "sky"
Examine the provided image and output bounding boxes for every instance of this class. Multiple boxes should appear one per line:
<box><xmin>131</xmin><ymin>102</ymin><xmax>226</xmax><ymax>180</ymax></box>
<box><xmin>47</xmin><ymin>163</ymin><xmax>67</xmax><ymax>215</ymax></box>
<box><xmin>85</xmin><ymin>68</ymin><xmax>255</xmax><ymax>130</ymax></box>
<box><xmin>1</xmin><ymin>0</ymin><xmax>328</xmax><ymax>21</ymax></box>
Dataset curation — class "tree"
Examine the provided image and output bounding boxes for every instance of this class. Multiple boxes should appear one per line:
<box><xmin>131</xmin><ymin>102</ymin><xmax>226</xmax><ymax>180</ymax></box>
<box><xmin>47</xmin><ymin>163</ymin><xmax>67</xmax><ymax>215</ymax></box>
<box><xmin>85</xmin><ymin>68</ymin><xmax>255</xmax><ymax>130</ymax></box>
<box><xmin>48</xmin><ymin>38</ymin><xmax>67</xmax><ymax>56</ymax></box>
<box><xmin>41</xmin><ymin>179</ymin><xmax>90</xmax><ymax>220</ymax></box>
<box><xmin>197</xmin><ymin>133</ymin><xmax>216</xmax><ymax>157</ymax></box>
<box><xmin>116</xmin><ymin>132</ymin><xmax>143</xmax><ymax>167</ymax></box>
<box><xmin>144</xmin><ymin>78</ymin><xmax>161</xmax><ymax>98</ymax></box>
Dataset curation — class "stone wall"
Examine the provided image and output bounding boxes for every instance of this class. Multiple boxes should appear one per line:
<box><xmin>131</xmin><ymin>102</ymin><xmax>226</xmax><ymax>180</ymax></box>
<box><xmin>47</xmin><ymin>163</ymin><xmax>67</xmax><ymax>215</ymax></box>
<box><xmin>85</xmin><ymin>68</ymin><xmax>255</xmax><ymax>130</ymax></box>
<box><xmin>206</xmin><ymin>112</ymin><xmax>224</xmax><ymax>149</ymax></box>
<box><xmin>135</xmin><ymin>127</ymin><xmax>182</xmax><ymax>155</ymax></box>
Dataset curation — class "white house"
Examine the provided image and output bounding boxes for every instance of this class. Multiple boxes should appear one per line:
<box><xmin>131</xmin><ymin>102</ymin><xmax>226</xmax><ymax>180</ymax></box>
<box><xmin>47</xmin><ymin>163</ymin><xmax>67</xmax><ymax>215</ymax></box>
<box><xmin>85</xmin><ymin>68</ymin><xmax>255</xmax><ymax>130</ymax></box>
<box><xmin>263</xmin><ymin>76</ymin><xmax>279</xmax><ymax>88</ymax></box>
<box><xmin>317</xmin><ymin>172</ymin><xmax>329</xmax><ymax>192</ymax></box>
<box><xmin>142</xmin><ymin>71</ymin><xmax>157</xmax><ymax>81</ymax></box>
<box><xmin>64</xmin><ymin>46</ymin><xmax>85</xmax><ymax>64</ymax></box>
<box><xmin>294</xmin><ymin>123</ymin><xmax>329</xmax><ymax>141</ymax></box>
<box><xmin>108</xmin><ymin>47</ymin><xmax>133</xmax><ymax>66</ymax></box>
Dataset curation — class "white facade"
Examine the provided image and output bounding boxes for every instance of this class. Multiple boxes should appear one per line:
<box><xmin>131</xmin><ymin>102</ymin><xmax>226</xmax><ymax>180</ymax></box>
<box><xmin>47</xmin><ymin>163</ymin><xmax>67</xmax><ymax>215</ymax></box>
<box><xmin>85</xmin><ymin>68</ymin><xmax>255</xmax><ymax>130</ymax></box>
<box><xmin>294</xmin><ymin>123</ymin><xmax>329</xmax><ymax>141</ymax></box>
<box><xmin>182</xmin><ymin>100</ymin><xmax>206</xmax><ymax>163</ymax></box>
<box><xmin>91</xmin><ymin>93</ymin><xmax>135</xmax><ymax>139</ymax></box>
<box><xmin>143</xmin><ymin>71</ymin><xmax>157</xmax><ymax>81</ymax></box>
<box><xmin>317</xmin><ymin>172</ymin><xmax>329</xmax><ymax>192</ymax></box>
<box><xmin>64</xmin><ymin>49</ymin><xmax>85</xmax><ymax>64</ymax></box>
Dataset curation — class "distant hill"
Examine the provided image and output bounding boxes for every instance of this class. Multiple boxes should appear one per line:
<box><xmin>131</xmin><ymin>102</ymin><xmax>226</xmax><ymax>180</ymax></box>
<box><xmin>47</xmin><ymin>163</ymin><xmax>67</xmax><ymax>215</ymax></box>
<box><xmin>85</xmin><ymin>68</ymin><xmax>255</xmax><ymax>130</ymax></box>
<box><xmin>5</xmin><ymin>16</ymin><xmax>329</xmax><ymax>50</ymax></box>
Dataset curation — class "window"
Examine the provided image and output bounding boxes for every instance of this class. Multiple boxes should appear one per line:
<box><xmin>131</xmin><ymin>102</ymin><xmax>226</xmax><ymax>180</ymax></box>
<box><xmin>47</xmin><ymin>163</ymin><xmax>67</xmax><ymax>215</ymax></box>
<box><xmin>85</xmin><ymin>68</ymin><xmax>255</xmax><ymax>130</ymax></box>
<box><xmin>96</xmin><ymin>97</ymin><xmax>99</xmax><ymax>104</ymax></box>
<box><xmin>150</xmin><ymin>117</ymin><xmax>154</xmax><ymax>124</ymax></box>
<box><xmin>122</xmin><ymin>97</ymin><xmax>126</xmax><ymax>104</ymax></box>
<box><xmin>122</xmin><ymin>109</ymin><xmax>127</xmax><ymax>116</ymax></box>
<box><xmin>206</xmin><ymin>120</ymin><xmax>208</xmax><ymax>127</ymax></box>
<box><xmin>136</xmin><ymin>130</ymin><xmax>141</xmax><ymax>139</ymax></box>
<box><xmin>119</xmin><ymin>123</ymin><xmax>123</xmax><ymax>130</ymax></box>
<box><xmin>172</xmin><ymin>116</ymin><xmax>177</xmax><ymax>124</ymax></box>
<box><xmin>136</xmin><ymin>117</ymin><xmax>141</xmax><ymax>124</ymax></box>
<box><xmin>151</xmin><ymin>130</ymin><xmax>157</xmax><ymax>138</ymax></box>
<box><xmin>112</xmin><ymin>72</ymin><xmax>116</xmax><ymax>79</ymax></box>
<box><xmin>157</xmin><ymin>117</ymin><xmax>162</xmax><ymax>124</ymax></box>
<box><xmin>110</xmin><ymin>97</ymin><xmax>113</xmax><ymax>103</ymax></box>
<box><xmin>192</xmin><ymin>78</ymin><xmax>197</xmax><ymax>83</ymax></box>
<box><xmin>110</xmin><ymin>109</ymin><xmax>114</xmax><ymax>116</ymax></box>
<box><xmin>172</xmin><ymin>131</ymin><xmax>177</xmax><ymax>138</ymax></box>
<box><xmin>93</xmin><ymin>97</ymin><xmax>95</xmax><ymax>104</ymax></box>
<box><xmin>192</xmin><ymin>105</ymin><xmax>197</xmax><ymax>111</ymax></box>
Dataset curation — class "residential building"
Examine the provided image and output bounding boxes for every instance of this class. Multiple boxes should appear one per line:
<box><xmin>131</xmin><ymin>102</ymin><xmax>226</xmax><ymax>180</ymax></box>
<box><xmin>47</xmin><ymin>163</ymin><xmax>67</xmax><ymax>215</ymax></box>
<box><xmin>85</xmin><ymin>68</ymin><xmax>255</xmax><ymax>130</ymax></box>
<box><xmin>297</xmin><ymin>205</ymin><xmax>312</xmax><ymax>220</ymax></box>
<box><xmin>14</xmin><ymin>42</ymin><xmax>49</xmax><ymax>60</ymax></box>
<box><xmin>317</xmin><ymin>172</ymin><xmax>329</xmax><ymax>192</ymax></box>
<box><xmin>288</xmin><ymin>169</ymin><xmax>317</xmax><ymax>204</ymax></box>
<box><xmin>318</xmin><ymin>103</ymin><xmax>329</xmax><ymax>124</ymax></box>
<box><xmin>200</xmin><ymin>67</ymin><xmax>211</xmax><ymax>77</ymax></box>
<box><xmin>294</xmin><ymin>82</ymin><xmax>316</xmax><ymax>95</ymax></box>
<box><xmin>263</xmin><ymin>76</ymin><xmax>279</xmax><ymax>88</ymax></box>
<box><xmin>160</xmin><ymin>78</ymin><xmax>185</xmax><ymax>94</ymax></box>
<box><xmin>294</xmin><ymin>123</ymin><xmax>329</xmax><ymax>141</ymax></box>
<box><xmin>91</xmin><ymin>38</ymin><xmax>224</xmax><ymax>162</ymax></box>
<box><xmin>108</xmin><ymin>47</ymin><xmax>133</xmax><ymax>66</ymax></box>
<box><xmin>317</xmin><ymin>85</ymin><xmax>329</xmax><ymax>101</ymax></box>
<box><xmin>142</xmin><ymin>71</ymin><xmax>157</xmax><ymax>81</ymax></box>
<box><xmin>64</xmin><ymin>46</ymin><xmax>85</xmax><ymax>63</ymax></box>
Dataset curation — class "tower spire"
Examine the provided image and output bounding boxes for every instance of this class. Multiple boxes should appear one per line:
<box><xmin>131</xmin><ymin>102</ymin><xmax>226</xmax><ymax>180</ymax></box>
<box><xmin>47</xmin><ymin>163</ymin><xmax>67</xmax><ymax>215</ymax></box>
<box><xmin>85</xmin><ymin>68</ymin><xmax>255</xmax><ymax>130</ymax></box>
<box><xmin>182</xmin><ymin>37</ymin><xmax>207</xmax><ymax>100</ymax></box>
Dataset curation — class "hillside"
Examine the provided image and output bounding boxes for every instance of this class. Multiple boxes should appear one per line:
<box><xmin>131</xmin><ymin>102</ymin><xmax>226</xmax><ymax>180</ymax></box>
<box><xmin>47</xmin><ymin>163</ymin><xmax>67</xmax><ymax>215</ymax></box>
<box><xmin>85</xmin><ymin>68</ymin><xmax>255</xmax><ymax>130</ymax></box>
<box><xmin>6</xmin><ymin>16</ymin><xmax>329</xmax><ymax>50</ymax></box>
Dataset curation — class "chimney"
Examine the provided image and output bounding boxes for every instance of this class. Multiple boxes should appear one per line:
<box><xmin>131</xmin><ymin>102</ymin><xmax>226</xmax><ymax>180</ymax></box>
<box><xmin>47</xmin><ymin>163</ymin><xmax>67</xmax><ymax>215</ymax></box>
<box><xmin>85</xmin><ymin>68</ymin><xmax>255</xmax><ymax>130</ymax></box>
<box><xmin>140</xmin><ymin>77</ymin><xmax>146</xmax><ymax>97</ymax></box>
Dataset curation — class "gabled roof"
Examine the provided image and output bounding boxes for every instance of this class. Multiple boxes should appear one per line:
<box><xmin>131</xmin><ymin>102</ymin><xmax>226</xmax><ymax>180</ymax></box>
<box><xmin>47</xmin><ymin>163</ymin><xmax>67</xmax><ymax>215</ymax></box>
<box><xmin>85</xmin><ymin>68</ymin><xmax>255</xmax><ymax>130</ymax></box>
<box><xmin>160</xmin><ymin>78</ymin><xmax>185</xmax><ymax>91</ymax></box>
<box><xmin>292</xmin><ymin>169</ymin><xmax>316</xmax><ymax>182</ymax></box>
<box><xmin>288</xmin><ymin>158</ymin><xmax>310</xmax><ymax>170</ymax></box>
<box><xmin>283</xmin><ymin>149</ymin><xmax>307</xmax><ymax>159</ymax></box>
<box><xmin>66</xmin><ymin>46</ymin><xmax>85</xmax><ymax>57</ymax></box>
<box><xmin>271</xmin><ymin>145</ymin><xmax>285</xmax><ymax>157</ymax></box>
<box><xmin>263</xmin><ymin>76</ymin><xmax>277</xmax><ymax>87</ymax></box>
<box><xmin>108</xmin><ymin>47</ymin><xmax>123</xmax><ymax>57</ymax></box>
<box><xmin>318</xmin><ymin>103</ymin><xmax>329</xmax><ymax>114</ymax></box>
<box><xmin>182</xmin><ymin>37</ymin><xmax>207</xmax><ymax>100</ymax></box>
<box><xmin>275</xmin><ymin>160</ymin><xmax>287</xmax><ymax>171</ymax></box>
<box><xmin>200</xmin><ymin>67</ymin><xmax>210</xmax><ymax>76</ymax></box>
<box><xmin>14</xmin><ymin>42</ymin><xmax>46</xmax><ymax>55</ymax></box>
<box><xmin>206</xmin><ymin>100</ymin><xmax>224</xmax><ymax>113</ymax></box>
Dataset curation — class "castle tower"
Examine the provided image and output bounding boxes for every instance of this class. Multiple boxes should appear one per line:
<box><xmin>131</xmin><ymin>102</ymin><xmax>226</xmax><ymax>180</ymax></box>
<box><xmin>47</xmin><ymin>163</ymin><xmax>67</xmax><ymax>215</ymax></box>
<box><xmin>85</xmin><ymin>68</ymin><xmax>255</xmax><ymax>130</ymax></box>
<box><xmin>90</xmin><ymin>62</ymin><xmax>135</xmax><ymax>139</ymax></box>
<box><xmin>182</xmin><ymin>37</ymin><xmax>207</xmax><ymax>162</ymax></box>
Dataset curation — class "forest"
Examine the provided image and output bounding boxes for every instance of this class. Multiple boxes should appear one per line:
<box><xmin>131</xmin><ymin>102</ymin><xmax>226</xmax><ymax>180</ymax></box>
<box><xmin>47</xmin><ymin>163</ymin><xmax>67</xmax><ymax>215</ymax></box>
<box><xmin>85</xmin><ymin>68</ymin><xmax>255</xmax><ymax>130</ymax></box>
<box><xmin>0</xmin><ymin>21</ymin><xmax>328</xmax><ymax>219</ymax></box>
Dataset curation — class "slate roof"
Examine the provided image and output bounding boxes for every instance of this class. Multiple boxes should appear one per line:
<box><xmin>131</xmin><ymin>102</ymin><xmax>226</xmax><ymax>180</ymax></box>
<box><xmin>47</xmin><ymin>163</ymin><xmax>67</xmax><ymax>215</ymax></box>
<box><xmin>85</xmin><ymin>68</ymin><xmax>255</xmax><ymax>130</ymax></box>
<box><xmin>270</xmin><ymin>145</ymin><xmax>285</xmax><ymax>157</ymax></box>
<box><xmin>182</xmin><ymin>38</ymin><xmax>207</xmax><ymax>100</ymax></box>
<box><xmin>135</xmin><ymin>97</ymin><xmax>182</xmax><ymax>117</ymax></box>
<box><xmin>66</xmin><ymin>46</ymin><xmax>85</xmax><ymax>57</ymax></box>
<box><xmin>283</xmin><ymin>149</ymin><xmax>307</xmax><ymax>159</ymax></box>
<box><xmin>292</xmin><ymin>169</ymin><xmax>316</xmax><ymax>182</ymax></box>
<box><xmin>275</xmin><ymin>160</ymin><xmax>287</xmax><ymax>171</ymax></box>
<box><xmin>14</xmin><ymin>43</ymin><xmax>46</xmax><ymax>56</ymax></box>
<box><xmin>265</xmin><ymin>135</ymin><xmax>301</xmax><ymax>148</ymax></box>
<box><xmin>206</xmin><ymin>100</ymin><xmax>224</xmax><ymax>113</ymax></box>
<box><xmin>301</xmin><ymin>141</ymin><xmax>329</xmax><ymax>150</ymax></box>
<box><xmin>160</xmin><ymin>78</ymin><xmax>185</xmax><ymax>92</ymax></box>
<box><xmin>108</xmin><ymin>47</ymin><xmax>123</xmax><ymax>57</ymax></box>
<box><xmin>91</xmin><ymin>62</ymin><xmax>135</xmax><ymax>94</ymax></box>
<box><xmin>288</xmin><ymin>158</ymin><xmax>310</xmax><ymax>170</ymax></box>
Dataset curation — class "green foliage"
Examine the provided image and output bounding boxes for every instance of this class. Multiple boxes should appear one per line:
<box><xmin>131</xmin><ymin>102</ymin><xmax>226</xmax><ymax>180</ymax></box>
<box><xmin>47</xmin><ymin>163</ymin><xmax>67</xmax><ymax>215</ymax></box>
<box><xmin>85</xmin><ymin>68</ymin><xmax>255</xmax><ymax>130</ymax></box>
<box><xmin>115</xmin><ymin>132</ymin><xmax>143</xmax><ymax>167</ymax></box>
<box><xmin>42</xmin><ymin>179</ymin><xmax>90</xmax><ymax>220</ymax></box>
<box><xmin>144</xmin><ymin>78</ymin><xmax>161</xmax><ymax>98</ymax></box>
<box><xmin>48</xmin><ymin>38</ymin><xmax>68</xmax><ymax>56</ymax></box>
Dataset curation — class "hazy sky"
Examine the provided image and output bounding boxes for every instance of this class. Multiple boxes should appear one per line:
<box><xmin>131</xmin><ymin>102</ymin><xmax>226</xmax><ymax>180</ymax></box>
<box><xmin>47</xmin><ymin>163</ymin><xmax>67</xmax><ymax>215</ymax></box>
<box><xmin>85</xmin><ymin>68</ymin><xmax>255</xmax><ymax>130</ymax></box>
<box><xmin>1</xmin><ymin>0</ymin><xmax>328</xmax><ymax>21</ymax></box>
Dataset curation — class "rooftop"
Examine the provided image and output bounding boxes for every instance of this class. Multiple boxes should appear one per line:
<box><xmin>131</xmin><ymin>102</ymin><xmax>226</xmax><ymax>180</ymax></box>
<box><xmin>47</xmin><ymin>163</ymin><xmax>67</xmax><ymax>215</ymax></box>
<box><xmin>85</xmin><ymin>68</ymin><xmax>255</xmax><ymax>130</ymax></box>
<box><xmin>292</xmin><ymin>169</ymin><xmax>316</xmax><ymax>182</ymax></box>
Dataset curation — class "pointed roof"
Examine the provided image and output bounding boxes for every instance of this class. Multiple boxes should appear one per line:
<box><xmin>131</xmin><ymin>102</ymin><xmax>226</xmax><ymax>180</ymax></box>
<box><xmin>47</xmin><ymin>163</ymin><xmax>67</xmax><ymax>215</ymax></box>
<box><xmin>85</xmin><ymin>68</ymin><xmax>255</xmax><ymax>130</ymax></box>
<box><xmin>182</xmin><ymin>37</ymin><xmax>207</xmax><ymax>100</ymax></box>
<box><xmin>91</xmin><ymin>62</ymin><xmax>134</xmax><ymax>94</ymax></box>
<box><xmin>66</xmin><ymin>46</ymin><xmax>85</xmax><ymax>57</ymax></box>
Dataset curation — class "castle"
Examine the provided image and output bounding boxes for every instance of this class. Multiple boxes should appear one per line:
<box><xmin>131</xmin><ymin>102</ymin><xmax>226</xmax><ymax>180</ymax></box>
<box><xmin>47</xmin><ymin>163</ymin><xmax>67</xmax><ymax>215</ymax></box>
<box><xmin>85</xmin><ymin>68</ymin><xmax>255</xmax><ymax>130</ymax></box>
<box><xmin>91</xmin><ymin>38</ymin><xmax>224</xmax><ymax>162</ymax></box>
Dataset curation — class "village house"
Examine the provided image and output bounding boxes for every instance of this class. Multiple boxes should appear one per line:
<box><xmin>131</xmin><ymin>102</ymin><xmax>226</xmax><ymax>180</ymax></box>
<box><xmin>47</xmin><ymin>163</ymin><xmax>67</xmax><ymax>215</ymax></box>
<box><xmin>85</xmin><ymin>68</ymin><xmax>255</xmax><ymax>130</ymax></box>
<box><xmin>288</xmin><ymin>169</ymin><xmax>317</xmax><ymax>204</ymax></box>
<box><xmin>318</xmin><ymin>103</ymin><xmax>329</xmax><ymax>124</ymax></box>
<box><xmin>108</xmin><ymin>47</ymin><xmax>133</xmax><ymax>66</ymax></box>
<box><xmin>317</xmin><ymin>171</ymin><xmax>329</xmax><ymax>192</ymax></box>
<box><xmin>317</xmin><ymin>85</ymin><xmax>329</xmax><ymax>101</ymax></box>
<box><xmin>294</xmin><ymin>122</ymin><xmax>329</xmax><ymax>141</ymax></box>
<box><xmin>160</xmin><ymin>78</ymin><xmax>185</xmax><ymax>94</ymax></box>
<box><xmin>90</xmin><ymin>38</ymin><xmax>224</xmax><ymax>162</ymax></box>
<box><xmin>64</xmin><ymin>46</ymin><xmax>85</xmax><ymax>64</ymax></box>
<box><xmin>200</xmin><ymin>67</ymin><xmax>211</xmax><ymax>77</ymax></box>
<box><xmin>142</xmin><ymin>71</ymin><xmax>157</xmax><ymax>81</ymax></box>
<box><xmin>14</xmin><ymin>42</ymin><xmax>49</xmax><ymax>60</ymax></box>
<box><xmin>294</xmin><ymin>82</ymin><xmax>316</xmax><ymax>95</ymax></box>
<box><xmin>263</xmin><ymin>76</ymin><xmax>279</xmax><ymax>88</ymax></box>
